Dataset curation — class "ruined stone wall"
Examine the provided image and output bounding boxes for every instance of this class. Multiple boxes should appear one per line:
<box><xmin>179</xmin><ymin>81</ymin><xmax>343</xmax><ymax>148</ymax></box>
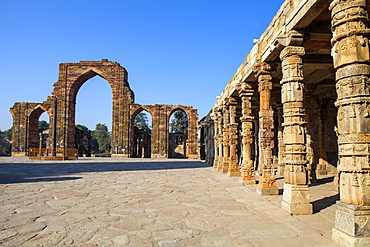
<box><xmin>130</xmin><ymin>104</ymin><xmax>198</xmax><ymax>159</ymax></box>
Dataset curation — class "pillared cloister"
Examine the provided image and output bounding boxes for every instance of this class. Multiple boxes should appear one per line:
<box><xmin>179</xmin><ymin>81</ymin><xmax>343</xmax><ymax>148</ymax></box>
<box><xmin>198</xmin><ymin>0</ymin><xmax>370</xmax><ymax>245</ymax></box>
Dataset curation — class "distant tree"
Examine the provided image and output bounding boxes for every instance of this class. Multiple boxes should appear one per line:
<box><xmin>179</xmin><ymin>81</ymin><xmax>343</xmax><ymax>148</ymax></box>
<box><xmin>0</xmin><ymin>128</ymin><xmax>12</xmax><ymax>156</ymax></box>
<box><xmin>38</xmin><ymin>120</ymin><xmax>49</xmax><ymax>133</ymax></box>
<box><xmin>1</xmin><ymin>128</ymin><xmax>12</xmax><ymax>140</ymax></box>
<box><xmin>75</xmin><ymin>124</ymin><xmax>93</xmax><ymax>155</ymax></box>
<box><xmin>92</xmin><ymin>123</ymin><xmax>111</xmax><ymax>153</ymax></box>
<box><xmin>170</xmin><ymin>110</ymin><xmax>188</xmax><ymax>133</ymax></box>
<box><xmin>134</xmin><ymin>112</ymin><xmax>151</xmax><ymax>134</ymax></box>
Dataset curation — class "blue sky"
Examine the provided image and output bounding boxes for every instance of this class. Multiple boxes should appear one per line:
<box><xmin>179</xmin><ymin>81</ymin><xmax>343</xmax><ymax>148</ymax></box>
<box><xmin>0</xmin><ymin>0</ymin><xmax>284</xmax><ymax>131</ymax></box>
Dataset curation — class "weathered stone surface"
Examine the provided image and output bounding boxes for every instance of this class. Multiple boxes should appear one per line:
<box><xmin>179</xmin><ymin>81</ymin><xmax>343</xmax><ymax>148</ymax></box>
<box><xmin>0</xmin><ymin>157</ymin><xmax>338</xmax><ymax>246</ymax></box>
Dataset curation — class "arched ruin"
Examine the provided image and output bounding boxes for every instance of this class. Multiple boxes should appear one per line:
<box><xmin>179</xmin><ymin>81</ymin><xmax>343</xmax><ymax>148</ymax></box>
<box><xmin>10</xmin><ymin>60</ymin><xmax>198</xmax><ymax>159</ymax></box>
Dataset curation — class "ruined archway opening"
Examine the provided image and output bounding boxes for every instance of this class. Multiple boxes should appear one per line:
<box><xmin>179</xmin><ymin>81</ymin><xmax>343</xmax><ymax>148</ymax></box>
<box><xmin>132</xmin><ymin>110</ymin><xmax>152</xmax><ymax>158</ymax></box>
<box><xmin>28</xmin><ymin>109</ymin><xmax>50</xmax><ymax>149</ymax></box>
<box><xmin>168</xmin><ymin>109</ymin><xmax>188</xmax><ymax>158</ymax></box>
<box><xmin>75</xmin><ymin>75</ymin><xmax>112</xmax><ymax>157</ymax></box>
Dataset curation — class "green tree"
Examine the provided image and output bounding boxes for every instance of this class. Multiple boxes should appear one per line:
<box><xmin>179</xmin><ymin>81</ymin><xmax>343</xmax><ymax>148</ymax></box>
<box><xmin>38</xmin><ymin>120</ymin><xmax>49</xmax><ymax>133</ymax></box>
<box><xmin>75</xmin><ymin>124</ymin><xmax>93</xmax><ymax>155</ymax></box>
<box><xmin>1</xmin><ymin>128</ymin><xmax>12</xmax><ymax>140</ymax></box>
<box><xmin>134</xmin><ymin>112</ymin><xmax>151</xmax><ymax>134</ymax></box>
<box><xmin>0</xmin><ymin>128</ymin><xmax>12</xmax><ymax>156</ymax></box>
<box><xmin>170</xmin><ymin>110</ymin><xmax>188</xmax><ymax>133</ymax></box>
<box><xmin>92</xmin><ymin>123</ymin><xmax>111</xmax><ymax>153</ymax></box>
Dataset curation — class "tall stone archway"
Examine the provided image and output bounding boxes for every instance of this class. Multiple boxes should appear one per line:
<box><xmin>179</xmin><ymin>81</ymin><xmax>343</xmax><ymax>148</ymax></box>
<box><xmin>45</xmin><ymin>60</ymin><xmax>134</xmax><ymax>157</ymax></box>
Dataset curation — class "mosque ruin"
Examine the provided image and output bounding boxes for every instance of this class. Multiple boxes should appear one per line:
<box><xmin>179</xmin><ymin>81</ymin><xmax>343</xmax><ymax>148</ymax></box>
<box><xmin>10</xmin><ymin>60</ymin><xmax>198</xmax><ymax>159</ymax></box>
<box><xmin>199</xmin><ymin>0</ymin><xmax>370</xmax><ymax>246</ymax></box>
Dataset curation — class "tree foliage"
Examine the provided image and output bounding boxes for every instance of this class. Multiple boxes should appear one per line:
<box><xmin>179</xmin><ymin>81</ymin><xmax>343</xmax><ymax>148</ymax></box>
<box><xmin>0</xmin><ymin>128</ymin><xmax>12</xmax><ymax>156</ymax></box>
<box><xmin>92</xmin><ymin>123</ymin><xmax>111</xmax><ymax>153</ymax></box>
<box><xmin>0</xmin><ymin>128</ymin><xmax>12</xmax><ymax>140</ymax></box>
<box><xmin>170</xmin><ymin>110</ymin><xmax>188</xmax><ymax>133</ymax></box>
<box><xmin>38</xmin><ymin>120</ymin><xmax>49</xmax><ymax>133</ymax></box>
<box><xmin>134</xmin><ymin>112</ymin><xmax>151</xmax><ymax>134</ymax></box>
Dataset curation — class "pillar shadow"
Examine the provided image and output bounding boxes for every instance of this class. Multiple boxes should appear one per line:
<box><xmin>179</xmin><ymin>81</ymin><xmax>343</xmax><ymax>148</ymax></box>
<box><xmin>310</xmin><ymin>176</ymin><xmax>335</xmax><ymax>187</ymax></box>
<box><xmin>312</xmin><ymin>194</ymin><xmax>339</xmax><ymax>213</ymax></box>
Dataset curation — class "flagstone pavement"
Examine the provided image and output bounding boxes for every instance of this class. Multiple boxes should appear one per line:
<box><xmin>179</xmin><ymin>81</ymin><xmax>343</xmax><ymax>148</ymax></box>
<box><xmin>0</xmin><ymin>157</ymin><xmax>339</xmax><ymax>246</ymax></box>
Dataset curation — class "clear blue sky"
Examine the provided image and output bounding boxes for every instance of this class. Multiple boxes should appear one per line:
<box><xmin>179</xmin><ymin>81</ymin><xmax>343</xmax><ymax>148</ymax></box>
<box><xmin>0</xmin><ymin>0</ymin><xmax>284</xmax><ymax>131</ymax></box>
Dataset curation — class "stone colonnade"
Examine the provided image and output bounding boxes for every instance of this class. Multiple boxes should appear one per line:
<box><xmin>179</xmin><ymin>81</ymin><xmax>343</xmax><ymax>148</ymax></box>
<box><xmin>10</xmin><ymin>60</ymin><xmax>198</xmax><ymax>159</ymax></box>
<box><xmin>199</xmin><ymin>0</ymin><xmax>370</xmax><ymax>245</ymax></box>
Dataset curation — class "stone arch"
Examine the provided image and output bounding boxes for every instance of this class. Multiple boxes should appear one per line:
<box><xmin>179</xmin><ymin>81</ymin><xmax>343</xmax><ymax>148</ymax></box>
<box><xmin>167</xmin><ymin>105</ymin><xmax>198</xmax><ymax>159</ymax></box>
<box><xmin>27</xmin><ymin>105</ymin><xmax>50</xmax><ymax>149</ymax></box>
<box><xmin>168</xmin><ymin>107</ymin><xmax>189</xmax><ymax>158</ymax></box>
<box><xmin>130</xmin><ymin>105</ymin><xmax>153</xmax><ymax>158</ymax></box>
<box><xmin>48</xmin><ymin>60</ymin><xmax>134</xmax><ymax>157</ymax></box>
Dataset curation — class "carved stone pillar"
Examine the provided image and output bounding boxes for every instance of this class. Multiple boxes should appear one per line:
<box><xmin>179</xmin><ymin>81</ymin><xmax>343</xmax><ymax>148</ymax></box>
<box><xmin>238</xmin><ymin>82</ymin><xmax>256</xmax><ymax>184</ymax></box>
<box><xmin>279</xmin><ymin>31</ymin><xmax>313</xmax><ymax>215</ymax></box>
<box><xmin>222</xmin><ymin>127</ymin><xmax>230</xmax><ymax>173</ymax></box>
<box><xmin>210</xmin><ymin>113</ymin><xmax>219</xmax><ymax>168</ymax></box>
<box><xmin>215</xmin><ymin>109</ymin><xmax>225</xmax><ymax>172</ymax></box>
<box><xmin>276</xmin><ymin>106</ymin><xmax>285</xmax><ymax>176</ymax></box>
<box><xmin>317</xmin><ymin>100</ymin><xmax>328</xmax><ymax>175</ymax></box>
<box><xmin>330</xmin><ymin>1</ymin><xmax>370</xmax><ymax>245</ymax></box>
<box><xmin>253</xmin><ymin>62</ymin><xmax>278</xmax><ymax>195</ymax></box>
<box><xmin>226</xmin><ymin>97</ymin><xmax>240</xmax><ymax>176</ymax></box>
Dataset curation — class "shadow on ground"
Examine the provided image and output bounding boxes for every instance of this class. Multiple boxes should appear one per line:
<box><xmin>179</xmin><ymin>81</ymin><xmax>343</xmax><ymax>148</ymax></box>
<box><xmin>312</xmin><ymin>193</ymin><xmax>339</xmax><ymax>213</ymax></box>
<box><xmin>0</xmin><ymin>158</ymin><xmax>209</xmax><ymax>184</ymax></box>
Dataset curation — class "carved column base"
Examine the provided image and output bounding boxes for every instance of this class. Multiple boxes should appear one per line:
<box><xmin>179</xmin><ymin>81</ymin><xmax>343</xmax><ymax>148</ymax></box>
<box><xmin>317</xmin><ymin>162</ymin><xmax>327</xmax><ymax>175</ymax></box>
<box><xmin>222</xmin><ymin>162</ymin><xmax>229</xmax><ymax>173</ymax></box>
<box><xmin>240</xmin><ymin>178</ymin><xmax>256</xmax><ymax>185</ymax></box>
<box><xmin>278</xmin><ymin>163</ymin><xmax>285</xmax><ymax>176</ymax></box>
<box><xmin>228</xmin><ymin>162</ymin><xmax>241</xmax><ymax>176</ymax></box>
<box><xmin>213</xmin><ymin>158</ymin><xmax>218</xmax><ymax>168</ymax></box>
<box><xmin>111</xmin><ymin>154</ymin><xmax>130</xmax><ymax>158</ymax></box>
<box><xmin>228</xmin><ymin>171</ymin><xmax>241</xmax><ymax>177</ymax></box>
<box><xmin>281</xmin><ymin>184</ymin><xmax>313</xmax><ymax>215</ymax></box>
<box><xmin>12</xmin><ymin>152</ymin><xmax>27</xmax><ymax>157</ymax></box>
<box><xmin>257</xmin><ymin>186</ymin><xmax>279</xmax><ymax>196</ymax></box>
<box><xmin>332</xmin><ymin>202</ymin><xmax>370</xmax><ymax>247</ymax></box>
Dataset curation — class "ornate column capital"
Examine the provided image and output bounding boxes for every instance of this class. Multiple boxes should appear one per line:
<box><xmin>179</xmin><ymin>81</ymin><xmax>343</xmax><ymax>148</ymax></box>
<box><xmin>237</xmin><ymin>81</ymin><xmax>254</xmax><ymax>98</ymax></box>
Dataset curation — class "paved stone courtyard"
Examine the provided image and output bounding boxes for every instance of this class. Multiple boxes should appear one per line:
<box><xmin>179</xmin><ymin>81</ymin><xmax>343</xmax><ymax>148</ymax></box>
<box><xmin>0</xmin><ymin>158</ymin><xmax>338</xmax><ymax>246</ymax></box>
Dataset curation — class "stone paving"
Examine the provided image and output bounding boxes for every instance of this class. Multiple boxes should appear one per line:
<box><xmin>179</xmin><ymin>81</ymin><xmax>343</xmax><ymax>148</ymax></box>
<box><xmin>0</xmin><ymin>157</ymin><xmax>339</xmax><ymax>246</ymax></box>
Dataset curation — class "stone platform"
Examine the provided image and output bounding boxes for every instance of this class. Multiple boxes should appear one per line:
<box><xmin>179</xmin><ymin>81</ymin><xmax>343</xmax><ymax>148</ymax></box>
<box><xmin>0</xmin><ymin>157</ymin><xmax>339</xmax><ymax>246</ymax></box>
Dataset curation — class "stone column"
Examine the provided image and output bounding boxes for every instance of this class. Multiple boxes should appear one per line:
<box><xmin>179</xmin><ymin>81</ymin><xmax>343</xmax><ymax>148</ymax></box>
<box><xmin>238</xmin><ymin>82</ymin><xmax>256</xmax><ymax>184</ymax></box>
<box><xmin>220</xmin><ymin>105</ymin><xmax>230</xmax><ymax>173</ymax></box>
<box><xmin>279</xmin><ymin>31</ymin><xmax>313</xmax><ymax>215</ymax></box>
<box><xmin>227</xmin><ymin>97</ymin><xmax>241</xmax><ymax>176</ymax></box>
<box><xmin>317</xmin><ymin>100</ymin><xmax>328</xmax><ymax>175</ymax></box>
<box><xmin>276</xmin><ymin>105</ymin><xmax>285</xmax><ymax>176</ymax></box>
<box><xmin>215</xmin><ymin>109</ymin><xmax>225</xmax><ymax>172</ymax></box>
<box><xmin>330</xmin><ymin>1</ymin><xmax>370</xmax><ymax>245</ymax></box>
<box><xmin>253</xmin><ymin>62</ymin><xmax>278</xmax><ymax>195</ymax></box>
<box><xmin>210</xmin><ymin>113</ymin><xmax>219</xmax><ymax>168</ymax></box>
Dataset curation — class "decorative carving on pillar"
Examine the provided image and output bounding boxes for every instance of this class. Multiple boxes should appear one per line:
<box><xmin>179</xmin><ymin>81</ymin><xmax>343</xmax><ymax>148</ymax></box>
<box><xmin>278</xmin><ymin>30</ymin><xmax>313</xmax><ymax>215</ymax></box>
<box><xmin>330</xmin><ymin>1</ymin><xmax>370</xmax><ymax>245</ymax></box>
<box><xmin>215</xmin><ymin>108</ymin><xmax>225</xmax><ymax>172</ymax></box>
<box><xmin>237</xmin><ymin>82</ymin><xmax>256</xmax><ymax>184</ymax></box>
<box><xmin>210</xmin><ymin>112</ymin><xmax>219</xmax><ymax>168</ymax></box>
<box><xmin>225</xmin><ymin>97</ymin><xmax>240</xmax><ymax>176</ymax></box>
<box><xmin>253</xmin><ymin>62</ymin><xmax>278</xmax><ymax>195</ymax></box>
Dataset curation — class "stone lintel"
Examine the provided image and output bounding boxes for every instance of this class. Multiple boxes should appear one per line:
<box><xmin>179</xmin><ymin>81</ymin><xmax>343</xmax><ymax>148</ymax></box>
<box><xmin>281</xmin><ymin>183</ymin><xmax>313</xmax><ymax>215</ymax></box>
